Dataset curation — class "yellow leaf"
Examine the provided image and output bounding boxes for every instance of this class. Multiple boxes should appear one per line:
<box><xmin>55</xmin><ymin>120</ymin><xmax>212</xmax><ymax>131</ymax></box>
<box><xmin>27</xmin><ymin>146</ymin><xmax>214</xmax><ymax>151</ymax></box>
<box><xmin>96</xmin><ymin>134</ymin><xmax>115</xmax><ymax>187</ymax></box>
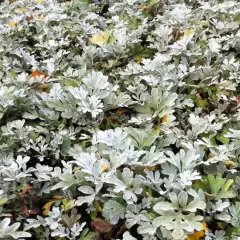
<box><xmin>61</xmin><ymin>199</ymin><xmax>74</xmax><ymax>211</ymax></box>
<box><xmin>8</xmin><ymin>20</ymin><xmax>16</xmax><ymax>27</ymax></box>
<box><xmin>179</xmin><ymin>28</ymin><xmax>196</xmax><ymax>40</ymax></box>
<box><xmin>162</xmin><ymin>114</ymin><xmax>168</xmax><ymax>123</ymax></box>
<box><xmin>187</xmin><ymin>222</ymin><xmax>208</xmax><ymax>240</ymax></box>
<box><xmin>103</xmin><ymin>29</ymin><xmax>110</xmax><ymax>42</ymax></box>
<box><xmin>37</xmin><ymin>15</ymin><xmax>44</xmax><ymax>21</ymax></box>
<box><xmin>73</xmin><ymin>167</ymin><xmax>80</xmax><ymax>173</ymax></box>
<box><xmin>62</xmin><ymin>199</ymin><xmax>70</xmax><ymax>205</ymax></box>
<box><xmin>146</xmin><ymin>188</ymin><xmax>152</xmax><ymax>197</ymax></box>
<box><xmin>147</xmin><ymin>166</ymin><xmax>159</xmax><ymax>171</ymax></box>
<box><xmin>135</xmin><ymin>55</ymin><xmax>143</xmax><ymax>63</ymax></box>
<box><xmin>89</xmin><ymin>30</ymin><xmax>110</xmax><ymax>45</ymax></box>
<box><xmin>62</xmin><ymin>199</ymin><xmax>73</xmax><ymax>207</ymax></box>
<box><xmin>187</xmin><ymin>231</ymin><xmax>205</xmax><ymax>240</ymax></box>
<box><xmin>97</xmin><ymin>205</ymin><xmax>102</xmax><ymax>213</ymax></box>
<box><xmin>135</xmin><ymin>55</ymin><xmax>142</xmax><ymax>61</ymax></box>
<box><xmin>89</xmin><ymin>33</ymin><xmax>105</xmax><ymax>44</ymax></box>
<box><xmin>94</xmin><ymin>200</ymin><xmax>103</xmax><ymax>213</ymax></box>
<box><xmin>217</xmin><ymin>222</ymin><xmax>224</xmax><ymax>229</ymax></box>
<box><xmin>224</xmin><ymin>160</ymin><xmax>237</xmax><ymax>167</ymax></box>
<box><xmin>43</xmin><ymin>201</ymin><xmax>54</xmax><ymax>215</ymax></box>
<box><xmin>18</xmin><ymin>7</ymin><xmax>25</xmax><ymax>12</ymax></box>
<box><xmin>101</xmin><ymin>163</ymin><xmax>109</xmax><ymax>172</ymax></box>
<box><xmin>201</xmin><ymin>222</ymin><xmax>208</xmax><ymax>231</ymax></box>
<box><xmin>39</xmin><ymin>0</ymin><xmax>44</xmax><ymax>3</ymax></box>
<box><xmin>139</xmin><ymin>5</ymin><xmax>149</xmax><ymax>10</ymax></box>
<box><xmin>184</xmin><ymin>28</ymin><xmax>196</xmax><ymax>36</ymax></box>
<box><xmin>154</xmin><ymin>124</ymin><xmax>161</xmax><ymax>133</ymax></box>
<box><xmin>0</xmin><ymin>197</ymin><xmax>7</xmax><ymax>205</ymax></box>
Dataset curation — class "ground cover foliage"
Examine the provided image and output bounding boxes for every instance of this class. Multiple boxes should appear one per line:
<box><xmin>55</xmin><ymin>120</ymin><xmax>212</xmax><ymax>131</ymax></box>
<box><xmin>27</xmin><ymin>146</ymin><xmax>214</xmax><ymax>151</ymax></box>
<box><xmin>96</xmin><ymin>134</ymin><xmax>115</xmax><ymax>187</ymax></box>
<box><xmin>0</xmin><ymin>0</ymin><xmax>240</xmax><ymax>239</ymax></box>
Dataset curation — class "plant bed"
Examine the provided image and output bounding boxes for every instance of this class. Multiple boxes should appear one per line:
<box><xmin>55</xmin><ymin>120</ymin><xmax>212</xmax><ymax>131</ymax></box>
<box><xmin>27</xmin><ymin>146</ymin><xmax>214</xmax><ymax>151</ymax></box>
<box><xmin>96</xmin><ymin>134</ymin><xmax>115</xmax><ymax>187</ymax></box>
<box><xmin>0</xmin><ymin>0</ymin><xmax>240</xmax><ymax>239</ymax></box>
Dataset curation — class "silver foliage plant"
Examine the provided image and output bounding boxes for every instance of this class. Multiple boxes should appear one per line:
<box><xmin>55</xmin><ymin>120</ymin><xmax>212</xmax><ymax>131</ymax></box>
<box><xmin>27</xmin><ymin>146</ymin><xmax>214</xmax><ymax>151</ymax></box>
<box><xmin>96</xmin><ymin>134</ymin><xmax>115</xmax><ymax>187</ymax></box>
<box><xmin>0</xmin><ymin>0</ymin><xmax>240</xmax><ymax>239</ymax></box>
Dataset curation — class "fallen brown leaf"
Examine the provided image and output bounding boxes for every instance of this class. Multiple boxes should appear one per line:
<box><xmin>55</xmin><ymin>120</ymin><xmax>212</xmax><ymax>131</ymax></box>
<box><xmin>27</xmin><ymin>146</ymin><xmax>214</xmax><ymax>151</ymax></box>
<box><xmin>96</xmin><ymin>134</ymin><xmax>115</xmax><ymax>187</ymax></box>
<box><xmin>91</xmin><ymin>218</ymin><xmax>112</xmax><ymax>234</ymax></box>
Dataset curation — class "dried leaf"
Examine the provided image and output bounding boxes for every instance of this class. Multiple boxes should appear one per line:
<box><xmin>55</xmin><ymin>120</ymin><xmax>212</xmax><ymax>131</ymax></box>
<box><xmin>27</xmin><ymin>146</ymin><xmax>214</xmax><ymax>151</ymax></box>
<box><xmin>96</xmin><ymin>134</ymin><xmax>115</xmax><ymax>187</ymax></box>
<box><xmin>162</xmin><ymin>114</ymin><xmax>168</xmax><ymax>123</ymax></box>
<box><xmin>208</xmin><ymin>153</ymin><xmax>213</xmax><ymax>159</ymax></box>
<box><xmin>91</xmin><ymin>218</ymin><xmax>112</xmax><ymax>234</ymax></box>
<box><xmin>43</xmin><ymin>201</ymin><xmax>54</xmax><ymax>215</ymax></box>
<box><xmin>19</xmin><ymin>185</ymin><xmax>34</xmax><ymax>196</ymax></box>
<box><xmin>18</xmin><ymin>7</ymin><xmax>25</xmax><ymax>12</ymax></box>
<box><xmin>18</xmin><ymin>185</ymin><xmax>34</xmax><ymax>214</ymax></box>
<box><xmin>187</xmin><ymin>231</ymin><xmax>205</xmax><ymax>240</ymax></box>
<box><xmin>52</xmin><ymin>195</ymin><xmax>64</xmax><ymax>200</ymax></box>
<box><xmin>31</xmin><ymin>70</ymin><xmax>48</xmax><ymax>78</ymax></box>
<box><xmin>187</xmin><ymin>222</ymin><xmax>208</xmax><ymax>240</ymax></box>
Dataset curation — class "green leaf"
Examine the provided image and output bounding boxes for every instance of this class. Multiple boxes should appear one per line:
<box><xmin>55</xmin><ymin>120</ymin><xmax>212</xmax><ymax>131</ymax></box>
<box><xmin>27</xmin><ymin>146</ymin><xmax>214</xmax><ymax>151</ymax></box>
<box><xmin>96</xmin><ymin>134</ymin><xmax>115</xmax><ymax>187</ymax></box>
<box><xmin>208</xmin><ymin>174</ymin><xmax>236</xmax><ymax>199</ymax></box>
<box><xmin>149</xmin><ymin>0</ymin><xmax>160</xmax><ymax>5</ymax></box>
<box><xmin>226</xmin><ymin>226</ymin><xmax>240</xmax><ymax>237</ymax></box>
<box><xmin>217</xmin><ymin>179</ymin><xmax>236</xmax><ymax>199</ymax></box>
<box><xmin>216</xmin><ymin>130</ymin><xmax>230</xmax><ymax>144</ymax></box>
<box><xmin>185</xmin><ymin>94</ymin><xmax>197</xmax><ymax>100</ymax></box>
<box><xmin>90</xmin><ymin>210</ymin><xmax>97</xmax><ymax>220</ymax></box>
<box><xmin>193</xmin><ymin>177</ymin><xmax>209</xmax><ymax>192</ymax></box>
<box><xmin>208</xmin><ymin>174</ymin><xmax>226</xmax><ymax>195</ymax></box>
<box><xmin>80</xmin><ymin>228</ymin><xmax>96</xmax><ymax>240</ymax></box>
<box><xmin>196</xmin><ymin>98</ymin><xmax>208</xmax><ymax>107</ymax></box>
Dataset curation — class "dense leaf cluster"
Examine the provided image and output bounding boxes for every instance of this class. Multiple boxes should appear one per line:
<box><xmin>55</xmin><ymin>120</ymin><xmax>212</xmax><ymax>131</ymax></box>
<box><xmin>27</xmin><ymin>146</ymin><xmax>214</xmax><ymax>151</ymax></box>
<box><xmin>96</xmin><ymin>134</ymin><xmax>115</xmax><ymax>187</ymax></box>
<box><xmin>0</xmin><ymin>0</ymin><xmax>240</xmax><ymax>239</ymax></box>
